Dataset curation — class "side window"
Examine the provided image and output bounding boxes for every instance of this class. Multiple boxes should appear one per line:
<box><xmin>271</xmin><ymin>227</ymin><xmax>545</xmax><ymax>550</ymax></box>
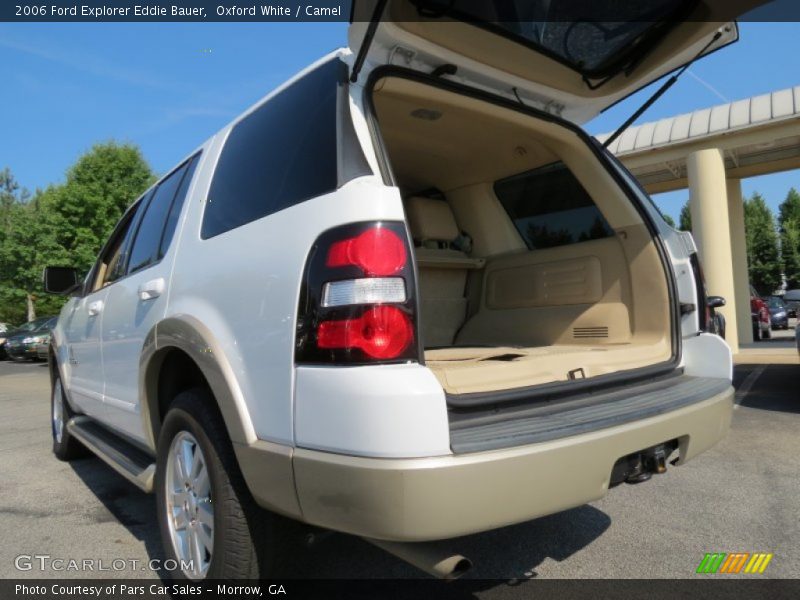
<box><xmin>494</xmin><ymin>162</ymin><xmax>615</xmax><ymax>250</ymax></box>
<box><xmin>201</xmin><ymin>59</ymin><xmax>341</xmax><ymax>239</ymax></box>
<box><xmin>89</xmin><ymin>196</ymin><xmax>147</xmax><ymax>292</ymax></box>
<box><xmin>127</xmin><ymin>160</ymin><xmax>191</xmax><ymax>275</ymax></box>
<box><xmin>158</xmin><ymin>154</ymin><xmax>199</xmax><ymax>259</ymax></box>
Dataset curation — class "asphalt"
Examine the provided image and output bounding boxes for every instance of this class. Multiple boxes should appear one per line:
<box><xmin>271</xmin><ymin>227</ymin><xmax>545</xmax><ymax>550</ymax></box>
<box><xmin>0</xmin><ymin>338</ymin><xmax>798</xmax><ymax>586</ymax></box>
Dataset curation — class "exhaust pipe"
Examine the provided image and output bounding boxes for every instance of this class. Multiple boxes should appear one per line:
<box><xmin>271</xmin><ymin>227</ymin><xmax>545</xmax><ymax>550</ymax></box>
<box><xmin>363</xmin><ymin>538</ymin><xmax>472</xmax><ymax>580</ymax></box>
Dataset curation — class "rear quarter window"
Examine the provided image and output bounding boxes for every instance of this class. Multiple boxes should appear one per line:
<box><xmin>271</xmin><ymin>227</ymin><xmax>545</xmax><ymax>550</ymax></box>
<box><xmin>201</xmin><ymin>59</ymin><xmax>345</xmax><ymax>239</ymax></box>
<box><xmin>495</xmin><ymin>161</ymin><xmax>614</xmax><ymax>250</ymax></box>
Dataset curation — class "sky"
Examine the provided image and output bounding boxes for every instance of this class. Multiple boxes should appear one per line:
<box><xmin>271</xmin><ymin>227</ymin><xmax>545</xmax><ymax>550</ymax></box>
<box><xmin>1</xmin><ymin>21</ymin><xmax>799</xmax><ymax>223</ymax></box>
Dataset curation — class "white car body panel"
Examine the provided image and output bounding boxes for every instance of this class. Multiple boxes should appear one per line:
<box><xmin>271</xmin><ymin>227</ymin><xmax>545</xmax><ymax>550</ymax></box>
<box><xmin>60</xmin><ymin>290</ymin><xmax>109</xmax><ymax>419</ymax></box>
<box><xmin>682</xmin><ymin>333</ymin><xmax>733</xmax><ymax>380</ymax></box>
<box><xmin>168</xmin><ymin>153</ymin><xmax>405</xmax><ymax>445</ymax></box>
<box><xmin>294</xmin><ymin>363</ymin><xmax>451</xmax><ymax>457</ymax></box>
<box><xmin>101</xmin><ymin>257</ymin><xmax>172</xmax><ymax>441</ymax></box>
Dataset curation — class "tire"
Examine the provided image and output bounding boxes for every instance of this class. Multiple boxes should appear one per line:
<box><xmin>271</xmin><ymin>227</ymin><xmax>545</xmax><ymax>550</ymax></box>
<box><xmin>763</xmin><ymin>326</ymin><xmax>771</xmax><ymax>339</ymax></box>
<box><xmin>155</xmin><ymin>388</ymin><xmax>296</xmax><ymax>580</ymax></box>
<box><xmin>51</xmin><ymin>374</ymin><xmax>88</xmax><ymax>461</ymax></box>
<box><xmin>753</xmin><ymin>322</ymin><xmax>761</xmax><ymax>341</ymax></box>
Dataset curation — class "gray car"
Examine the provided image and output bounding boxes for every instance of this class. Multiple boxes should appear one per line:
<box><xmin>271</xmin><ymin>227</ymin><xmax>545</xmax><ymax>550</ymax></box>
<box><xmin>784</xmin><ymin>289</ymin><xmax>800</xmax><ymax>318</ymax></box>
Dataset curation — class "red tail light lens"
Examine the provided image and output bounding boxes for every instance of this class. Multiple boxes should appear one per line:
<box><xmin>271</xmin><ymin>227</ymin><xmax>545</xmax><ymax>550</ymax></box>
<box><xmin>296</xmin><ymin>221</ymin><xmax>419</xmax><ymax>365</ymax></box>
<box><xmin>326</xmin><ymin>227</ymin><xmax>407</xmax><ymax>276</ymax></box>
<box><xmin>317</xmin><ymin>305</ymin><xmax>413</xmax><ymax>359</ymax></box>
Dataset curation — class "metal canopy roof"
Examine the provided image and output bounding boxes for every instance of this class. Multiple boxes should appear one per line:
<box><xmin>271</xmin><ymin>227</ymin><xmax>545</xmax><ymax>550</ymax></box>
<box><xmin>597</xmin><ymin>86</ymin><xmax>800</xmax><ymax>192</ymax></box>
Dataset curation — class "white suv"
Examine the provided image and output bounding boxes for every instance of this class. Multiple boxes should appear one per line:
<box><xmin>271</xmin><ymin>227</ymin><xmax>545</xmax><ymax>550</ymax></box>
<box><xmin>43</xmin><ymin>5</ymin><xmax>742</xmax><ymax>580</ymax></box>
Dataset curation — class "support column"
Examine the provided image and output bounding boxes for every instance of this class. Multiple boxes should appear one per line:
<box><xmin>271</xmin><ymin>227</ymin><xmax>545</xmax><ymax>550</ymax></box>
<box><xmin>687</xmin><ymin>148</ymin><xmax>739</xmax><ymax>352</ymax></box>
<box><xmin>727</xmin><ymin>179</ymin><xmax>753</xmax><ymax>346</ymax></box>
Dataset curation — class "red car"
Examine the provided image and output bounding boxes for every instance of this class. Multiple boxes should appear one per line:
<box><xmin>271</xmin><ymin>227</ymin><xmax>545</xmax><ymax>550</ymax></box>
<box><xmin>751</xmin><ymin>286</ymin><xmax>771</xmax><ymax>341</ymax></box>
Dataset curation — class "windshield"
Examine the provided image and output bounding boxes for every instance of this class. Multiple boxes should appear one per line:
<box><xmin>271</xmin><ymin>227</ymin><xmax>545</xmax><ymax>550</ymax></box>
<box><xmin>767</xmin><ymin>297</ymin><xmax>785</xmax><ymax>310</ymax></box>
<box><xmin>17</xmin><ymin>317</ymin><xmax>50</xmax><ymax>332</ymax></box>
<box><xmin>410</xmin><ymin>0</ymin><xmax>692</xmax><ymax>77</ymax></box>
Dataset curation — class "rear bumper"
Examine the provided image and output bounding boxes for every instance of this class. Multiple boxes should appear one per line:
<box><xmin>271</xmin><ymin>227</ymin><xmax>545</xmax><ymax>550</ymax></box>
<box><xmin>289</xmin><ymin>386</ymin><xmax>732</xmax><ymax>541</ymax></box>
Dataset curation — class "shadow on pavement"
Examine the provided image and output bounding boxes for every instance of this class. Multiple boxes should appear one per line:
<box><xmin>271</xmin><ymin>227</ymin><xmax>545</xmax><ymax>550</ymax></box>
<box><xmin>293</xmin><ymin>504</ymin><xmax>611</xmax><ymax>584</ymax></box>
<box><xmin>737</xmin><ymin>364</ymin><xmax>800</xmax><ymax>414</ymax></box>
<box><xmin>69</xmin><ymin>457</ymin><xmax>166</xmax><ymax>579</ymax></box>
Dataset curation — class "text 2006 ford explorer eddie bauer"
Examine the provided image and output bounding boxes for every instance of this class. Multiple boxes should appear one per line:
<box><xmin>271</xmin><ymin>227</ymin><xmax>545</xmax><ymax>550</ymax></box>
<box><xmin>43</xmin><ymin>1</ymin><xmax>749</xmax><ymax>580</ymax></box>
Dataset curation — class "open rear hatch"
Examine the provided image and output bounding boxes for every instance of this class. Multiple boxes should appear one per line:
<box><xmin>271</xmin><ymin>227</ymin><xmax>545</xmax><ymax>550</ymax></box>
<box><xmin>350</xmin><ymin>1</ymin><xmax>760</xmax><ymax>404</ymax></box>
<box><xmin>348</xmin><ymin>0</ymin><xmax>764</xmax><ymax>123</ymax></box>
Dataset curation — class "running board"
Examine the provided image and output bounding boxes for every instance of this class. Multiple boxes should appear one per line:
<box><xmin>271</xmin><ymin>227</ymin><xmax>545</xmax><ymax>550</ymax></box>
<box><xmin>67</xmin><ymin>417</ymin><xmax>156</xmax><ymax>492</ymax></box>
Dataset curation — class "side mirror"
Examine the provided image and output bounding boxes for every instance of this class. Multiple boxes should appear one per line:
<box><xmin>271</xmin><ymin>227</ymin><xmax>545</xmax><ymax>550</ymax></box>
<box><xmin>43</xmin><ymin>266</ymin><xmax>80</xmax><ymax>295</ymax></box>
<box><xmin>707</xmin><ymin>295</ymin><xmax>726</xmax><ymax>309</ymax></box>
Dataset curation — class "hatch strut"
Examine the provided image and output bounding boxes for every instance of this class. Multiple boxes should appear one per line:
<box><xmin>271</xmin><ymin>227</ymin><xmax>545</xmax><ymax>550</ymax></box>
<box><xmin>350</xmin><ymin>0</ymin><xmax>390</xmax><ymax>83</ymax></box>
<box><xmin>602</xmin><ymin>29</ymin><xmax>723</xmax><ymax>149</ymax></box>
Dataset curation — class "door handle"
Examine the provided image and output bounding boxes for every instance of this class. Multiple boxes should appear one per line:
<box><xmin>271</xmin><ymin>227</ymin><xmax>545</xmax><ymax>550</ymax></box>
<box><xmin>138</xmin><ymin>277</ymin><xmax>165</xmax><ymax>301</ymax></box>
<box><xmin>87</xmin><ymin>300</ymin><xmax>104</xmax><ymax>316</ymax></box>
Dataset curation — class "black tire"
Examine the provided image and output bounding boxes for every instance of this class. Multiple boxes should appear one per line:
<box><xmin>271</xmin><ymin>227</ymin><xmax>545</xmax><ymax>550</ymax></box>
<box><xmin>156</xmin><ymin>388</ymin><xmax>297</xmax><ymax>580</ymax></box>
<box><xmin>51</xmin><ymin>374</ymin><xmax>88</xmax><ymax>461</ymax></box>
<box><xmin>753</xmin><ymin>322</ymin><xmax>761</xmax><ymax>341</ymax></box>
<box><xmin>763</xmin><ymin>326</ymin><xmax>771</xmax><ymax>339</ymax></box>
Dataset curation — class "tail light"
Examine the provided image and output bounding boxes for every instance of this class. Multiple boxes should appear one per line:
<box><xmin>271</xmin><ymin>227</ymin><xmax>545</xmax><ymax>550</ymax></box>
<box><xmin>689</xmin><ymin>252</ymin><xmax>710</xmax><ymax>332</ymax></box>
<box><xmin>296</xmin><ymin>222</ymin><xmax>418</xmax><ymax>364</ymax></box>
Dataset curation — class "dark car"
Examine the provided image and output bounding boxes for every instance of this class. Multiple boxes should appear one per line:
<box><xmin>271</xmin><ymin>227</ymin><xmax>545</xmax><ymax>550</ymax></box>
<box><xmin>750</xmin><ymin>286</ymin><xmax>771</xmax><ymax>341</ymax></box>
<box><xmin>784</xmin><ymin>289</ymin><xmax>800</xmax><ymax>318</ymax></box>
<box><xmin>0</xmin><ymin>323</ymin><xmax>18</xmax><ymax>359</ymax></box>
<box><xmin>4</xmin><ymin>316</ymin><xmax>57</xmax><ymax>361</ymax></box>
<box><xmin>767</xmin><ymin>296</ymin><xmax>789</xmax><ymax>330</ymax></box>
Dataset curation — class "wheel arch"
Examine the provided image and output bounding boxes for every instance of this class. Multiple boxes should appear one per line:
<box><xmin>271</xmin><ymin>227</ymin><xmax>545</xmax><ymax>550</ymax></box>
<box><xmin>141</xmin><ymin>316</ymin><xmax>257</xmax><ymax>453</ymax></box>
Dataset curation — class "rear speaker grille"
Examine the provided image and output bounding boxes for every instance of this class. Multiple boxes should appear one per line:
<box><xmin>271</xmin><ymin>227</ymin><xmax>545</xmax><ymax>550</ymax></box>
<box><xmin>573</xmin><ymin>326</ymin><xmax>609</xmax><ymax>339</ymax></box>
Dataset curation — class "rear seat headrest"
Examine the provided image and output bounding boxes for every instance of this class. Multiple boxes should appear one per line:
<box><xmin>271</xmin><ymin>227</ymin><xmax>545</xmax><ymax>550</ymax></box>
<box><xmin>404</xmin><ymin>196</ymin><xmax>459</xmax><ymax>243</ymax></box>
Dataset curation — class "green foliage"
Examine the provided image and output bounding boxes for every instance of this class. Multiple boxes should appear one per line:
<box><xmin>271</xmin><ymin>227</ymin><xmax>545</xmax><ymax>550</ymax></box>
<box><xmin>661</xmin><ymin>213</ymin><xmax>676</xmax><ymax>228</ymax></box>
<box><xmin>679</xmin><ymin>200</ymin><xmax>692</xmax><ymax>231</ymax></box>
<box><xmin>778</xmin><ymin>188</ymin><xmax>800</xmax><ymax>289</ymax></box>
<box><xmin>744</xmin><ymin>192</ymin><xmax>782</xmax><ymax>296</ymax></box>
<box><xmin>782</xmin><ymin>222</ymin><xmax>800</xmax><ymax>290</ymax></box>
<box><xmin>778</xmin><ymin>187</ymin><xmax>800</xmax><ymax>232</ymax></box>
<box><xmin>0</xmin><ymin>143</ymin><xmax>154</xmax><ymax>324</ymax></box>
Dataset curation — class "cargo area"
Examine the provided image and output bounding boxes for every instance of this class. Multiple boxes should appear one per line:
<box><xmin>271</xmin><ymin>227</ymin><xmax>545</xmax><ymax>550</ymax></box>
<box><xmin>371</xmin><ymin>76</ymin><xmax>674</xmax><ymax>395</ymax></box>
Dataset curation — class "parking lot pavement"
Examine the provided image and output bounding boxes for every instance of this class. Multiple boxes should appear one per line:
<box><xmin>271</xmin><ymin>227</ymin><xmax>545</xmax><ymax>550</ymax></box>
<box><xmin>0</xmin><ymin>358</ymin><xmax>797</xmax><ymax>585</ymax></box>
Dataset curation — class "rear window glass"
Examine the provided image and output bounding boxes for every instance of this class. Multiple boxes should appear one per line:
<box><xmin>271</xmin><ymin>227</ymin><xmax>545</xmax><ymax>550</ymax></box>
<box><xmin>411</xmin><ymin>0</ymin><xmax>688</xmax><ymax>75</ymax></box>
<box><xmin>128</xmin><ymin>162</ymin><xmax>189</xmax><ymax>274</ymax></box>
<box><xmin>201</xmin><ymin>59</ymin><xmax>341</xmax><ymax>239</ymax></box>
<box><xmin>159</xmin><ymin>154</ymin><xmax>199</xmax><ymax>259</ymax></box>
<box><xmin>495</xmin><ymin>162</ymin><xmax>615</xmax><ymax>250</ymax></box>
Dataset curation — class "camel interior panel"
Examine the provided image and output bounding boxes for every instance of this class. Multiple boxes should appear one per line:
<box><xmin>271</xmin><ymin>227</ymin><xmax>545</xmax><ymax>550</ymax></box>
<box><xmin>372</xmin><ymin>76</ymin><xmax>673</xmax><ymax>394</ymax></box>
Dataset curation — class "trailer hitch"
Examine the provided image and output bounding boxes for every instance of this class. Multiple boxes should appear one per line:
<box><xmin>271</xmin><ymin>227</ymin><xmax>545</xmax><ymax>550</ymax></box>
<box><xmin>609</xmin><ymin>441</ymin><xmax>677</xmax><ymax>487</ymax></box>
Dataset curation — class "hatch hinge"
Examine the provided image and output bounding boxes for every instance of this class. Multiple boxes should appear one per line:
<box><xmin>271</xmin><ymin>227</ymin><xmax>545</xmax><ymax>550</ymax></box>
<box><xmin>543</xmin><ymin>99</ymin><xmax>565</xmax><ymax>117</ymax></box>
<box><xmin>388</xmin><ymin>45</ymin><xmax>416</xmax><ymax>67</ymax></box>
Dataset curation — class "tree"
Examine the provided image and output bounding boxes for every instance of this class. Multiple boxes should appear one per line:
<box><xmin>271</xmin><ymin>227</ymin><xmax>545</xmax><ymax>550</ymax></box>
<box><xmin>778</xmin><ymin>187</ymin><xmax>800</xmax><ymax>231</ymax></box>
<box><xmin>744</xmin><ymin>192</ymin><xmax>782</xmax><ymax>295</ymax></box>
<box><xmin>661</xmin><ymin>213</ymin><xmax>676</xmax><ymax>228</ymax></box>
<box><xmin>782</xmin><ymin>221</ymin><xmax>800</xmax><ymax>290</ymax></box>
<box><xmin>47</xmin><ymin>142</ymin><xmax>156</xmax><ymax>270</ymax></box>
<box><xmin>0</xmin><ymin>191</ymin><xmax>65</xmax><ymax>321</ymax></box>
<box><xmin>679</xmin><ymin>200</ymin><xmax>692</xmax><ymax>231</ymax></box>
<box><xmin>0</xmin><ymin>167</ymin><xmax>29</xmax><ymax>212</ymax></box>
<box><xmin>0</xmin><ymin>143</ymin><xmax>154</xmax><ymax>324</ymax></box>
<box><xmin>778</xmin><ymin>188</ymin><xmax>800</xmax><ymax>289</ymax></box>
